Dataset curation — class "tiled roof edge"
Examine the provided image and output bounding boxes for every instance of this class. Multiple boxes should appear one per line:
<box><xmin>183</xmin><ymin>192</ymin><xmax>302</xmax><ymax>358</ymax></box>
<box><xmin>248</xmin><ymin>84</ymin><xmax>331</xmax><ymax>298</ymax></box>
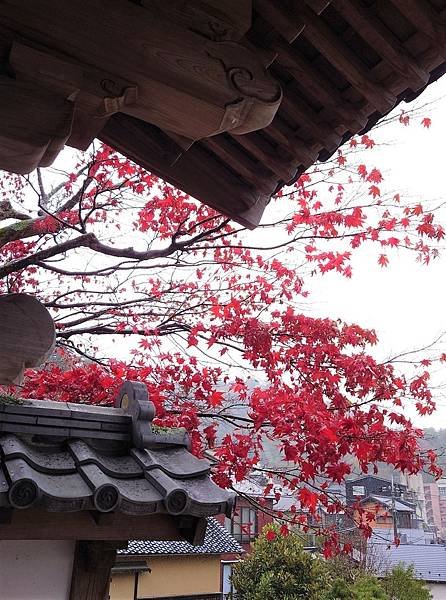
<box><xmin>0</xmin><ymin>381</ymin><xmax>189</xmax><ymax>450</ymax></box>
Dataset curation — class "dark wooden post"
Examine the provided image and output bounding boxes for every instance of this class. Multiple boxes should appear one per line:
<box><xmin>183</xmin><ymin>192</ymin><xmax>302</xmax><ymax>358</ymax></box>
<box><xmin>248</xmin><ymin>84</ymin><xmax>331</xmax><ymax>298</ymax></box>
<box><xmin>69</xmin><ymin>540</ymin><xmax>125</xmax><ymax>600</ymax></box>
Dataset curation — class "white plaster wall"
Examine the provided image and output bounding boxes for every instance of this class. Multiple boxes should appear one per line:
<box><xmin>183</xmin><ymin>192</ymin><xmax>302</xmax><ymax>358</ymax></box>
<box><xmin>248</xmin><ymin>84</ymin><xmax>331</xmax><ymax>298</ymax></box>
<box><xmin>0</xmin><ymin>540</ymin><xmax>75</xmax><ymax>600</ymax></box>
<box><xmin>429</xmin><ymin>583</ymin><xmax>446</xmax><ymax>600</ymax></box>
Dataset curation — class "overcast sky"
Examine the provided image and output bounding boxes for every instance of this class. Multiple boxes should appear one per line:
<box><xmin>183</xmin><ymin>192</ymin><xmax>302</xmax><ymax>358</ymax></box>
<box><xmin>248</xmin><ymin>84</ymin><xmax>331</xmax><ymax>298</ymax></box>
<box><xmin>300</xmin><ymin>77</ymin><xmax>446</xmax><ymax>428</ymax></box>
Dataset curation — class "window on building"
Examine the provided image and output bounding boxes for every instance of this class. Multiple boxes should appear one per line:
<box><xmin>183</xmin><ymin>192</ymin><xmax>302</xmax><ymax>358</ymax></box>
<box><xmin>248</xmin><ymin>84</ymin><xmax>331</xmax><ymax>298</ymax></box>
<box><xmin>396</xmin><ymin>513</ymin><xmax>412</xmax><ymax>529</ymax></box>
<box><xmin>222</xmin><ymin>562</ymin><xmax>239</xmax><ymax>599</ymax></box>
<box><xmin>352</xmin><ymin>485</ymin><xmax>365</xmax><ymax>497</ymax></box>
<box><xmin>232</xmin><ymin>507</ymin><xmax>257</xmax><ymax>543</ymax></box>
<box><xmin>439</xmin><ymin>487</ymin><xmax>446</xmax><ymax>497</ymax></box>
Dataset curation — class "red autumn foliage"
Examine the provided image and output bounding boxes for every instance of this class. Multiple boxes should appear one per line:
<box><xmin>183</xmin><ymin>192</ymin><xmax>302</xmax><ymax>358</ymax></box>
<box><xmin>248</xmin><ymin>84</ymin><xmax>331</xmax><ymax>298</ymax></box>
<box><xmin>0</xmin><ymin>110</ymin><xmax>443</xmax><ymax>551</ymax></box>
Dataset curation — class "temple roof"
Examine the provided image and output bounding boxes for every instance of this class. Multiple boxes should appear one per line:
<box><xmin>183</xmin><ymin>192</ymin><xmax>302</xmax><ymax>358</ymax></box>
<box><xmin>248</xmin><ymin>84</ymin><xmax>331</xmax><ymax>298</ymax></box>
<box><xmin>0</xmin><ymin>382</ymin><xmax>234</xmax><ymax>522</ymax></box>
<box><xmin>1</xmin><ymin>1</ymin><xmax>445</xmax><ymax>228</ymax></box>
<box><xmin>101</xmin><ymin>0</ymin><xmax>446</xmax><ymax>228</ymax></box>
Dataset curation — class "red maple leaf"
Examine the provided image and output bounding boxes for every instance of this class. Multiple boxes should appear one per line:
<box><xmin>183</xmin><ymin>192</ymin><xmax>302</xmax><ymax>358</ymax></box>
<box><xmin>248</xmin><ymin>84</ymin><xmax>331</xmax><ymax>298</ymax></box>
<box><xmin>378</xmin><ymin>254</ymin><xmax>389</xmax><ymax>267</ymax></box>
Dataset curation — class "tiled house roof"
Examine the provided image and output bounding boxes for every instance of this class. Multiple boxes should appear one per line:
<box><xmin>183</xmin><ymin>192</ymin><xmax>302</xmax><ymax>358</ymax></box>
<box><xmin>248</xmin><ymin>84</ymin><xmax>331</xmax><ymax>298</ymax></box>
<box><xmin>363</xmin><ymin>495</ymin><xmax>415</xmax><ymax>513</ymax></box>
<box><xmin>373</xmin><ymin>543</ymin><xmax>446</xmax><ymax>583</ymax></box>
<box><xmin>0</xmin><ymin>382</ymin><xmax>234</xmax><ymax>522</ymax></box>
<box><xmin>119</xmin><ymin>517</ymin><xmax>243</xmax><ymax>556</ymax></box>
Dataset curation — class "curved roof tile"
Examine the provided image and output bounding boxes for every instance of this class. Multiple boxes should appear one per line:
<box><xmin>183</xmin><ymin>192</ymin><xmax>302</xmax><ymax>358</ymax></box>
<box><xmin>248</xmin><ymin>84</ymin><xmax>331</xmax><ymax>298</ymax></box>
<box><xmin>0</xmin><ymin>382</ymin><xmax>235</xmax><ymax>521</ymax></box>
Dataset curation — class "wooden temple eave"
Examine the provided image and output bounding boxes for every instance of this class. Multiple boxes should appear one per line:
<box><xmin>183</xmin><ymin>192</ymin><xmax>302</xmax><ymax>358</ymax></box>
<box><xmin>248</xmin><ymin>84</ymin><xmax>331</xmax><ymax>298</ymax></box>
<box><xmin>0</xmin><ymin>509</ymin><xmax>182</xmax><ymax>541</ymax></box>
<box><xmin>0</xmin><ymin>1</ymin><xmax>445</xmax><ymax>227</ymax></box>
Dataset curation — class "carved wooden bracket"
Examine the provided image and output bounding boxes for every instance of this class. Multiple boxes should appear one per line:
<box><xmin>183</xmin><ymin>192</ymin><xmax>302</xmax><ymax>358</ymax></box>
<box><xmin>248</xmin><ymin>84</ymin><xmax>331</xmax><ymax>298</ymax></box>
<box><xmin>0</xmin><ymin>0</ymin><xmax>282</xmax><ymax>174</ymax></box>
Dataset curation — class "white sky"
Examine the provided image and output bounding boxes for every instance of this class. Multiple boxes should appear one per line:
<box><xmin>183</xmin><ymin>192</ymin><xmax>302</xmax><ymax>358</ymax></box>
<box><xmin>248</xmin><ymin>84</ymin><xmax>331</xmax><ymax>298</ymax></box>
<box><xmin>297</xmin><ymin>78</ymin><xmax>446</xmax><ymax>428</ymax></box>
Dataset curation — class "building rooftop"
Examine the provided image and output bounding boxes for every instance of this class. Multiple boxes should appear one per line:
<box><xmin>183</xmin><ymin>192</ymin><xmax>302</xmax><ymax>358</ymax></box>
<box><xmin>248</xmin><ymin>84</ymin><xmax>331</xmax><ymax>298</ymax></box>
<box><xmin>0</xmin><ymin>382</ymin><xmax>234</xmax><ymax>543</ymax></box>
<box><xmin>118</xmin><ymin>517</ymin><xmax>243</xmax><ymax>557</ymax></box>
<box><xmin>364</xmin><ymin>495</ymin><xmax>415</xmax><ymax>513</ymax></box>
<box><xmin>371</xmin><ymin>528</ymin><xmax>435</xmax><ymax>545</ymax></box>
<box><xmin>373</xmin><ymin>543</ymin><xmax>446</xmax><ymax>583</ymax></box>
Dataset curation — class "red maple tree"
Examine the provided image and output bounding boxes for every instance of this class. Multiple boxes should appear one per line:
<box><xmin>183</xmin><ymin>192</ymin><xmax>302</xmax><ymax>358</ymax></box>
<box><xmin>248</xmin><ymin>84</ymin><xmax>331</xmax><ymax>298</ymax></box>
<box><xmin>0</xmin><ymin>112</ymin><xmax>443</xmax><ymax>551</ymax></box>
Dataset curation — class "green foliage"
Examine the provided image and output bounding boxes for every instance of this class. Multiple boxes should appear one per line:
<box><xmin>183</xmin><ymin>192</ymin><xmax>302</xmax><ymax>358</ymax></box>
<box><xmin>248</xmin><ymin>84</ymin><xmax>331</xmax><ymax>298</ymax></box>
<box><xmin>232</xmin><ymin>525</ymin><xmax>329</xmax><ymax>600</ymax></box>
<box><xmin>232</xmin><ymin>527</ymin><xmax>433</xmax><ymax>600</ymax></box>
<box><xmin>0</xmin><ymin>394</ymin><xmax>22</xmax><ymax>405</ymax></box>
<box><xmin>382</xmin><ymin>565</ymin><xmax>432</xmax><ymax>600</ymax></box>
<box><xmin>351</xmin><ymin>575</ymin><xmax>389</xmax><ymax>599</ymax></box>
<box><xmin>325</xmin><ymin>554</ymin><xmax>361</xmax><ymax>584</ymax></box>
<box><xmin>322</xmin><ymin>578</ymin><xmax>352</xmax><ymax>600</ymax></box>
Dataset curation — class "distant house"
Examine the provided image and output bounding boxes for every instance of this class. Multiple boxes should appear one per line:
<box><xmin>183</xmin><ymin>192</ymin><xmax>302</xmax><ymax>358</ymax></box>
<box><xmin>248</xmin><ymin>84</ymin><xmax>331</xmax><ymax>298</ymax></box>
<box><xmin>369</xmin><ymin>527</ymin><xmax>436</xmax><ymax>546</ymax></box>
<box><xmin>356</xmin><ymin>495</ymin><xmax>418</xmax><ymax>531</ymax></box>
<box><xmin>110</xmin><ymin>517</ymin><xmax>243</xmax><ymax>600</ymax></box>
<box><xmin>223</xmin><ymin>476</ymin><xmax>275</xmax><ymax>550</ymax></box>
<box><xmin>371</xmin><ymin>543</ymin><xmax>446</xmax><ymax>600</ymax></box>
<box><xmin>346</xmin><ymin>475</ymin><xmax>416</xmax><ymax>506</ymax></box>
<box><xmin>425</xmin><ymin>479</ymin><xmax>446</xmax><ymax>539</ymax></box>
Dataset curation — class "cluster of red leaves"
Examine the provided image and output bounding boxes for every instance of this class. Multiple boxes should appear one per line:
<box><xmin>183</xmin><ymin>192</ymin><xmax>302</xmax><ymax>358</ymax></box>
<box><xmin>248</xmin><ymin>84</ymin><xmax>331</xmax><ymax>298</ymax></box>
<box><xmin>0</xmin><ymin>115</ymin><xmax>443</xmax><ymax>552</ymax></box>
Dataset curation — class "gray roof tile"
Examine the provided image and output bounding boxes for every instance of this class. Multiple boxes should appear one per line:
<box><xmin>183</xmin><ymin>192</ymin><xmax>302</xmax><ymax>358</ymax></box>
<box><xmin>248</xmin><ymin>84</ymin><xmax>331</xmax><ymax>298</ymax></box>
<box><xmin>0</xmin><ymin>382</ymin><xmax>235</xmax><ymax>521</ymax></box>
<box><xmin>373</xmin><ymin>543</ymin><xmax>446</xmax><ymax>583</ymax></box>
<box><xmin>2</xmin><ymin>434</ymin><xmax>76</xmax><ymax>474</ymax></box>
<box><xmin>69</xmin><ymin>440</ymin><xmax>143</xmax><ymax>478</ymax></box>
<box><xmin>366</xmin><ymin>495</ymin><xmax>415</xmax><ymax>513</ymax></box>
<box><xmin>131</xmin><ymin>446</ymin><xmax>209</xmax><ymax>479</ymax></box>
<box><xmin>118</xmin><ymin>517</ymin><xmax>243</xmax><ymax>556</ymax></box>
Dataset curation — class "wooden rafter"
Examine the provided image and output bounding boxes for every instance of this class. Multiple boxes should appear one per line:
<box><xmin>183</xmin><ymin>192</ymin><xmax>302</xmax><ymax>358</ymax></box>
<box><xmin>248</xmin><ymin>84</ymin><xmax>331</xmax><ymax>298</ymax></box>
<box><xmin>0</xmin><ymin>0</ymin><xmax>445</xmax><ymax>228</ymax></box>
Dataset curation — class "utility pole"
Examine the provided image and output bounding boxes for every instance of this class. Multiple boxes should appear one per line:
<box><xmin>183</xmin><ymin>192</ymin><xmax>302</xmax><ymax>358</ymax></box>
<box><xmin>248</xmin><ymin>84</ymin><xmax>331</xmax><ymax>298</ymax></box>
<box><xmin>391</xmin><ymin>476</ymin><xmax>398</xmax><ymax>544</ymax></box>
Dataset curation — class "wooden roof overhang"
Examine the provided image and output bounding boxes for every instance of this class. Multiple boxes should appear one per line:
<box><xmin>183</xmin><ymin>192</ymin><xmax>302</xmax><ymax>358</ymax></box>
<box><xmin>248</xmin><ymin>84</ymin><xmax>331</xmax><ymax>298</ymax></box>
<box><xmin>0</xmin><ymin>1</ymin><xmax>445</xmax><ymax>228</ymax></box>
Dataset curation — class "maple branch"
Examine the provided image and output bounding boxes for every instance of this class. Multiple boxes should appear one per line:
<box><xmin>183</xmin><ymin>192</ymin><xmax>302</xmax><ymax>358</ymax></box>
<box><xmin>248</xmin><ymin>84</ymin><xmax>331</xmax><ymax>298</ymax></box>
<box><xmin>0</xmin><ymin>233</ymin><xmax>96</xmax><ymax>278</ymax></box>
<box><xmin>0</xmin><ymin>220</ymin><xmax>230</xmax><ymax>278</ymax></box>
<box><xmin>0</xmin><ymin>175</ymin><xmax>94</xmax><ymax>248</ymax></box>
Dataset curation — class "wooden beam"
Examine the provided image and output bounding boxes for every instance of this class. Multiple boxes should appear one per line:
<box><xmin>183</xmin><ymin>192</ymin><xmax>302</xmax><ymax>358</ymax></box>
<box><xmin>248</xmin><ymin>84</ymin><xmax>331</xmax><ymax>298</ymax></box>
<box><xmin>292</xmin><ymin>3</ymin><xmax>396</xmax><ymax>114</ymax></box>
<box><xmin>0</xmin><ymin>0</ymin><xmax>281</xmax><ymax>140</ymax></box>
<box><xmin>202</xmin><ymin>136</ymin><xmax>277</xmax><ymax>194</ymax></box>
<box><xmin>255</xmin><ymin>0</ymin><xmax>305</xmax><ymax>43</ymax></box>
<box><xmin>101</xmin><ymin>114</ymin><xmax>268</xmax><ymax>229</ymax></box>
<box><xmin>271</xmin><ymin>38</ymin><xmax>367</xmax><ymax>132</ymax></box>
<box><xmin>69</xmin><ymin>541</ymin><xmax>124</xmax><ymax>600</ymax></box>
<box><xmin>333</xmin><ymin>0</ymin><xmax>429</xmax><ymax>90</ymax></box>
<box><xmin>280</xmin><ymin>92</ymin><xmax>343</xmax><ymax>152</ymax></box>
<box><xmin>142</xmin><ymin>0</ymin><xmax>253</xmax><ymax>41</ymax></box>
<box><xmin>304</xmin><ymin>0</ymin><xmax>331</xmax><ymax>13</ymax></box>
<box><xmin>389</xmin><ymin>0</ymin><xmax>446</xmax><ymax>53</ymax></box>
<box><xmin>0</xmin><ymin>509</ymin><xmax>183</xmax><ymax>541</ymax></box>
<box><xmin>230</xmin><ymin>131</ymin><xmax>297</xmax><ymax>181</ymax></box>
<box><xmin>264</xmin><ymin>119</ymin><xmax>318</xmax><ymax>166</ymax></box>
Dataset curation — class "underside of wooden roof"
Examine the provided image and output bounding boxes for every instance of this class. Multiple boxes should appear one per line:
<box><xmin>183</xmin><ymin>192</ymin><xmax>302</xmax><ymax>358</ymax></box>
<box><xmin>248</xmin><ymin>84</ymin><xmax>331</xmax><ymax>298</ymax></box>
<box><xmin>0</xmin><ymin>0</ymin><xmax>445</xmax><ymax>228</ymax></box>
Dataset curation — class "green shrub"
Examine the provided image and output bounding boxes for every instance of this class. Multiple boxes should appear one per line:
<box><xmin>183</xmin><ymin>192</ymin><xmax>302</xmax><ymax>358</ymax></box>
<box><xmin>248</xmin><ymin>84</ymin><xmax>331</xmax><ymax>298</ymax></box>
<box><xmin>382</xmin><ymin>564</ymin><xmax>432</xmax><ymax>600</ymax></box>
<box><xmin>232</xmin><ymin>525</ymin><xmax>329</xmax><ymax>600</ymax></box>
